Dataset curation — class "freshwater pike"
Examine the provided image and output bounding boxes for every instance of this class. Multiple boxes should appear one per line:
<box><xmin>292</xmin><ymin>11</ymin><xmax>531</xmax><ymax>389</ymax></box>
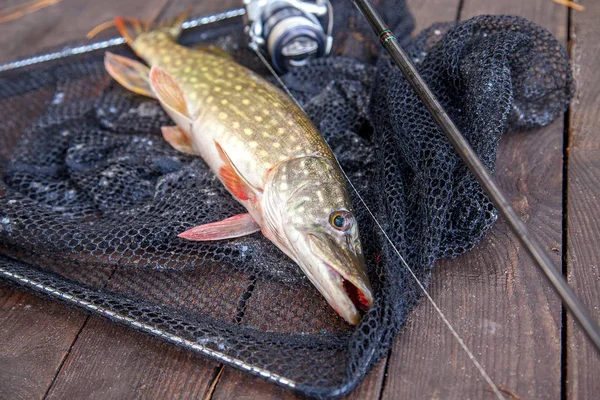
<box><xmin>104</xmin><ymin>15</ymin><xmax>373</xmax><ymax>324</ymax></box>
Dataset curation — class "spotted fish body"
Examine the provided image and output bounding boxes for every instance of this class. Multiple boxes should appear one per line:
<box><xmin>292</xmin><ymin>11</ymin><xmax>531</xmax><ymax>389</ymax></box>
<box><xmin>105</xmin><ymin>16</ymin><xmax>373</xmax><ymax>324</ymax></box>
<box><xmin>135</xmin><ymin>33</ymin><xmax>331</xmax><ymax>193</ymax></box>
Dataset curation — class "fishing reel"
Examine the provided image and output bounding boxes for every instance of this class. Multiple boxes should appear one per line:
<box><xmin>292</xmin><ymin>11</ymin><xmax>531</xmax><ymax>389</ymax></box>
<box><xmin>244</xmin><ymin>0</ymin><xmax>333</xmax><ymax>73</ymax></box>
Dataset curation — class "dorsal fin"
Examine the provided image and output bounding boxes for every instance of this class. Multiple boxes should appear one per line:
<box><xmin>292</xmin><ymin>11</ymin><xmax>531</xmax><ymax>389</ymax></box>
<box><xmin>114</xmin><ymin>12</ymin><xmax>188</xmax><ymax>44</ymax></box>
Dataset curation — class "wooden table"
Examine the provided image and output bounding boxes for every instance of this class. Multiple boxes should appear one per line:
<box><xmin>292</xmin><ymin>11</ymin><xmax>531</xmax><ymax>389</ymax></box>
<box><xmin>1</xmin><ymin>0</ymin><xmax>598</xmax><ymax>398</ymax></box>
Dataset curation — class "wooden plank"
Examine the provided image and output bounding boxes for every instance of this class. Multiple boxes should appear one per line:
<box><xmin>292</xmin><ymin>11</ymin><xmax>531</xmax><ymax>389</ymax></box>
<box><xmin>381</xmin><ymin>1</ymin><xmax>567</xmax><ymax>399</ymax></box>
<box><xmin>568</xmin><ymin>0</ymin><xmax>600</xmax><ymax>151</ymax></box>
<box><xmin>0</xmin><ymin>0</ymin><xmax>173</xmax><ymax>64</ymax></box>
<box><xmin>0</xmin><ymin>282</ymin><xmax>86</xmax><ymax>400</ymax></box>
<box><xmin>158</xmin><ymin>0</ymin><xmax>242</xmax><ymax>20</ymax></box>
<box><xmin>211</xmin><ymin>368</ymin><xmax>300</xmax><ymax>400</ymax></box>
<box><xmin>408</xmin><ymin>0</ymin><xmax>461</xmax><ymax>34</ymax></box>
<box><xmin>44</xmin><ymin>317</ymin><xmax>221</xmax><ymax>399</ymax></box>
<box><xmin>460</xmin><ymin>0</ymin><xmax>568</xmax><ymax>38</ymax></box>
<box><xmin>212</xmin><ymin>358</ymin><xmax>386</xmax><ymax>400</ymax></box>
<box><xmin>566</xmin><ymin>152</ymin><xmax>600</xmax><ymax>399</ymax></box>
<box><xmin>567</xmin><ymin>0</ymin><xmax>600</xmax><ymax>398</ymax></box>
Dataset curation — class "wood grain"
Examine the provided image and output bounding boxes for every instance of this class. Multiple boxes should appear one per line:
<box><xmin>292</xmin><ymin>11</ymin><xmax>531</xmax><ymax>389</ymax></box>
<box><xmin>460</xmin><ymin>0</ymin><xmax>568</xmax><ymax>39</ymax></box>
<box><xmin>408</xmin><ymin>0</ymin><xmax>461</xmax><ymax>34</ymax></box>
<box><xmin>567</xmin><ymin>0</ymin><xmax>600</xmax><ymax>397</ymax></box>
<box><xmin>158</xmin><ymin>0</ymin><xmax>243</xmax><ymax>21</ymax></box>
<box><xmin>211</xmin><ymin>358</ymin><xmax>387</xmax><ymax>400</ymax></box>
<box><xmin>0</xmin><ymin>282</ymin><xmax>86</xmax><ymax>400</ymax></box>
<box><xmin>381</xmin><ymin>1</ymin><xmax>567</xmax><ymax>399</ymax></box>
<box><xmin>44</xmin><ymin>317</ymin><xmax>221</xmax><ymax>399</ymax></box>
<box><xmin>566</xmin><ymin>152</ymin><xmax>600</xmax><ymax>399</ymax></box>
<box><xmin>0</xmin><ymin>0</ymin><xmax>173</xmax><ymax>64</ymax></box>
<box><xmin>568</xmin><ymin>0</ymin><xmax>600</xmax><ymax>153</ymax></box>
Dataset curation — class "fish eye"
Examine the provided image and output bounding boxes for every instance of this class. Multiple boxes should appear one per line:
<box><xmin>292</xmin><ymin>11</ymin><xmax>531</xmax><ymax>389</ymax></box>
<box><xmin>330</xmin><ymin>210</ymin><xmax>352</xmax><ymax>231</ymax></box>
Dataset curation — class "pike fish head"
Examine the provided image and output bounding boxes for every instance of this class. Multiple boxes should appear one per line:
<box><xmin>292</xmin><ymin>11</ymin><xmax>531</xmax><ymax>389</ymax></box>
<box><xmin>264</xmin><ymin>156</ymin><xmax>374</xmax><ymax>325</ymax></box>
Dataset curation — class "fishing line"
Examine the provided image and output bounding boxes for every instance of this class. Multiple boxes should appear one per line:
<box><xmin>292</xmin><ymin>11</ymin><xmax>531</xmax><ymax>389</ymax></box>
<box><xmin>251</xmin><ymin>46</ymin><xmax>305</xmax><ymax>111</ymax></box>
<box><xmin>253</xmin><ymin>48</ymin><xmax>505</xmax><ymax>400</ymax></box>
<box><xmin>342</xmin><ymin>175</ymin><xmax>504</xmax><ymax>400</ymax></box>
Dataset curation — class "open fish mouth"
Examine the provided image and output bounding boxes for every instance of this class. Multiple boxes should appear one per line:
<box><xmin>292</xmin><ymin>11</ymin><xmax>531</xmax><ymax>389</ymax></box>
<box><xmin>343</xmin><ymin>277</ymin><xmax>373</xmax><ymax>312</ymax></box>
<box><xmin>324</xmin><ymin>262</ymin><xmax>372</xmax><ymax>313</ymax></box>
<box><xmin>298</xmin><ymin>233</ymin><xmax>373</xmax><ymax>324</ymax></box>
<box><xmin>319</xmin><ymin>260</ymin><xmax>373</xmax><ymax>325</ymax></box>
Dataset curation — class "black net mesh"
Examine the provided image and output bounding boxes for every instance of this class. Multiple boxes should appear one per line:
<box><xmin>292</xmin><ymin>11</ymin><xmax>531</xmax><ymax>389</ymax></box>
<box><xmin>0</xmin><ymin>1</ymin><xmax>572</xmax><ymax>398</ymax></box>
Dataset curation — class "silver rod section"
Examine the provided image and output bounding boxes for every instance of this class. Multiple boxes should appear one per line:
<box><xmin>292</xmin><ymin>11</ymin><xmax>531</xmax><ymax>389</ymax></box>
<box><xmin>0</xmin><ymin>8</ymin><xmax>246</xmax><ymax>72</ymax></box>
<box><xmin>352</xmin><ymin>0</ymin><xmax>600</xmax><ymax>352</ymax></box>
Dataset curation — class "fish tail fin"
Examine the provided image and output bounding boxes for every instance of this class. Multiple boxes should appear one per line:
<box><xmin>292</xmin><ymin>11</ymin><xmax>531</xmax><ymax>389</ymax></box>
<box><xmin>114</xmin><ymin>11</ymin><xmax>188</xmax><ymax>44</ymax></box>
<box><xmin>114</xmin><ymin>17</ymin><xmax>149</xmax><ymax>44</ymax></box>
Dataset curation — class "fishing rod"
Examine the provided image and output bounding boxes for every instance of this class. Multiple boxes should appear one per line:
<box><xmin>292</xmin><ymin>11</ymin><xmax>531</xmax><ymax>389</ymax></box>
<box><xmin>352</xmin><ymin>0</ymin><xmax>600</xmax><ymax>352</ymax></box>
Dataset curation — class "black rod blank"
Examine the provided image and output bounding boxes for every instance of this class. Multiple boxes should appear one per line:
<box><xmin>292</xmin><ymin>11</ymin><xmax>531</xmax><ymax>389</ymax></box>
<box><xmin>352</xmin><ymin>0</ymin><xmax>600</xmax><ymax>352</ymax></box>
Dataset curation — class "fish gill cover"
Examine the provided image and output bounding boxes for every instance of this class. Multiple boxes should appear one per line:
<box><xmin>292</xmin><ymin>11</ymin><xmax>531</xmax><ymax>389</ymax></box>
<box><xmin>0</xmin><ymin>0</ymin><xmax>572</xmax><ymax>398</ymax></box>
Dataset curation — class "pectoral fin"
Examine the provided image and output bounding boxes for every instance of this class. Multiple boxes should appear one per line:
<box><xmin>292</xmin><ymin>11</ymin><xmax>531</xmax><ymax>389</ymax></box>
<box><xmin>149</xmin><ymin>66</ymin><xmax>193</xmax><ymax>128</ymax></box>
<box><xmin>214</xmin><ymin>140</ymin><xmax>261</xmax><ymax>201</ymax></box>
<box><xmin>178</xmin><ymin>213</ymin><xmax>260</xmax><ymax>241</ymax></box>
<box><xmin>161</xmin><ymin>126</ymin><xmax>195</xmax><ymax>155</ymax></box>
<box><xmin>104</xmin><ymin>52</ymin><xmax>154</xmax><ymax>98</ymax></box>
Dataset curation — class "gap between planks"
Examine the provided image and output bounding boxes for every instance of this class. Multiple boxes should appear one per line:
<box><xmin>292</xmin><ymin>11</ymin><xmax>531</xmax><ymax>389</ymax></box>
<box><xmin>204</xmin><ymin>365</ymin><xmax>225</xmax><ymax>400</ymax></box>
<box><xmin>42</xmin><ymin>316</ymin><xmax>92</xmax><ymax>399</ymax></box>
<box><xmin>42</xmin><ymin>265</ymin><xmax>122</xmax><ymax>397</ymax></box>
<box><xmin>560</xmin><ymin>6</ymin><xmax>573</xmax><ymax>400</ymax></box>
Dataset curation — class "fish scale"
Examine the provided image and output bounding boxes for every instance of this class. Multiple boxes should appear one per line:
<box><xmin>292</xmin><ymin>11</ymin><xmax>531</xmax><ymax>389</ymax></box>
<box><xmin>104</xmin><ymin>14</ymin><xmax>373</xmax><ymax>325</ymax></box>
<box><xmin>134</xmin><ymin>31</ymin><xmax>332</xmax><ymax>187</ymax></box>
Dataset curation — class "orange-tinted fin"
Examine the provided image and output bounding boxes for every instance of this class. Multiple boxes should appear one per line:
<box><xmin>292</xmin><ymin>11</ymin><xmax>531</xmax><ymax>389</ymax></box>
<box><xmin>86</xmin><ymin>20</ymin><xmax>115</xmax><ymax>39</ymax></box>
<box><xmin>149</xmin><ymin>66</ymin><xmax>193</xmax><ymax>127</ymax></box>
<box><xmin>220</xmin><ymin>164</ymin><xmax>251</xmax><ymax>201</ymax></box>
<box><xmin>178</xmin><ymin>213</ymin><xmax>260</xmax><ymax>241</ymax></box>
<box><xmin>104</xmin><ymin>52</ymin><xmax>154</xmax><ymax>98</ymax></box>
<box><xmin>162</xmin><ymin>11</ymin><xmax>188</xmax><ymax>38</ymax></box>
<box><xmin>114</xmin><ymin>12</ymin><xmax>188</xmax><ymax>44</ymax></box>
<box><xmin>114</xmin><ymin>16</ymin><xmax>149</xmax><ymax>43</ymax></box>
<box><xmin>161</xmin><ymin>126</ymin><xmax>195</xmax><ymax>155</ymax></box>
<box><xmin>214</xmin><ymin>140</ymin><xmax>260</xmax><ymax>201</ymax></box>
